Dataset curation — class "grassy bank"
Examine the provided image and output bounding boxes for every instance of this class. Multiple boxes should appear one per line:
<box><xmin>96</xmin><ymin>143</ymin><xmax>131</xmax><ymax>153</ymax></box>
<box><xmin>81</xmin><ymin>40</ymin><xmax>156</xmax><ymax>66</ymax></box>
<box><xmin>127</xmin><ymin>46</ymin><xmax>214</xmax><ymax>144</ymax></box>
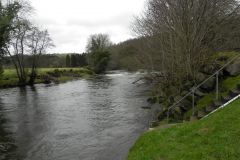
<box><xmin>128</xmin><ymin>98</ymin><xmax>240</xmax><ymax>160</ymax></box>
<box><xmin>0</xmin><ymin>68</ymin><xmax>94</xmax><ymax>88</ymax></box>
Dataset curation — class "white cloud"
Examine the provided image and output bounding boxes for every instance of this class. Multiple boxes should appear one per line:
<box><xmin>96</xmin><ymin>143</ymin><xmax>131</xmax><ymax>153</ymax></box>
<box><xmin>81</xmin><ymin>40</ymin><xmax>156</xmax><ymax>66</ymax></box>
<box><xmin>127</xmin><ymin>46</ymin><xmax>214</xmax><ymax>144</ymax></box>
<box><xmin>29</xmin><ymin>0</ymin><xmax>146</xmax><ymax>53</ymax></box>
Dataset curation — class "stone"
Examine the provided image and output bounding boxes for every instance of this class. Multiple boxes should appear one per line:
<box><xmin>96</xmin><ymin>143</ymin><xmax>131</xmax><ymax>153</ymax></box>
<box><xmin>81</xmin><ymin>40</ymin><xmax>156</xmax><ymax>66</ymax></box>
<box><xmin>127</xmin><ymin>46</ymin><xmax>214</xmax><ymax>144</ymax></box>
<box><xmin>225</xmin><ymin>60</ymin><xmax>240</xmax><ymax>76</ymax></box>
<box><xmin>213</xmin><ymin>101</ymin><xmax>223</xmax><ymax>108</ymax></box>
<box><xmin>183</xmin><ymin>81</ymin><xmax>194</xmax><ymax>90</ymax></box>
<box><xmin>174</xmin><ymin>106</ymin><xmax>182</xmax><ymax>115</ymax></box>
<box><xmin>150</xmin><ymin>121</ymin><xmax>159</xmax><ymax>128</ymax></box>
<box><xmin>158</xmin><ymin>111</ymin><xmax>167</xmax><ymax>121</ymax></box>
<box><xmin>206</xmin><ymin>106</ymin><xmax>216</xmax><ymax>113</ymax></box>
<box><xmin>229</xmin><ymin>90</ymin><xmax>240</xmax><ymax>97</ymax></box>
<box><xmin>200</xmin><ymin>77</ymin><xmax>215</xmax><ymax>92</ymax></box>
<box><xmin>221</xmin><ymin>96</ymin><xmax>231</xmax><ymax>103</ymax></box>
<box><xmin>194</xmin><ymin>89</ymin><xmax>206</xmax><ymax>98</ymax></box>
<box><xmin>141</xmin><ymin>106</ymin><xmax>151</xmax><ymax>110</ymax></box>
<box><xmin>190</xmin><ymin>116</ymin><xmax>198</xmax><ymax>121</ymax></box>
<box><xmin>147</xmin><ymin>97</ymin><xmax>157</xmax><ymax>104</ymax></box>
<box><xmin>200</xmin><ymin>64</ymin><xmax>220</xmax><ymax>75</ymax></box>
<box><xmin>198</xmin><ymin>110</ymin><xmax>206</xmax><ymax>119</ymax></box>
<box><xmin>173</xmin><ymin>96</ymin><xmax>182</xmax><ymax>103</ymax></box>
<box><xmin>195</xmin><ymin>73</ymin><xmax>207</xmax><ymax>84</ymax></box>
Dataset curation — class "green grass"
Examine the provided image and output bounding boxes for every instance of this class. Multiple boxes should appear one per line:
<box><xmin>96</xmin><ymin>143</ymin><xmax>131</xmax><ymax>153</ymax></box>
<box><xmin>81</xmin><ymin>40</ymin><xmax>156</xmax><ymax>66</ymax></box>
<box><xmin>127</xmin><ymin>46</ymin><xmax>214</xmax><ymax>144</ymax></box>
<box><xmin>128</xmin><ymin>98</ymin><xmax>240</xmax><ymax>160</ymax></box>
<box><xmin>0</xmin><ymin>69</ymin><xmax>19</xmax><ymax>87</ymax></box>
<box><xmin>0</xmin><ymin>68</ymin><xmax>93</xmax><ymax>88</ymax></box>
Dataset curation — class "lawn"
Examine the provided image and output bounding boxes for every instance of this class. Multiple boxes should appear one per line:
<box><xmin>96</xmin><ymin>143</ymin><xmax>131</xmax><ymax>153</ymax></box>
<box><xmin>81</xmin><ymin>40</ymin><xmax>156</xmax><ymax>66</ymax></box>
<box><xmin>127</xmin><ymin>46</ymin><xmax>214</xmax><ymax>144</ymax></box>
<box><xmin>0</xmin><ymin>68</ymin><xmax>93</xmax><ymax>88</ymax></box>
<box><xmin>128</xmin><ymin>98</ymin><xmax>240</xmax><ymax>160</ymax></box>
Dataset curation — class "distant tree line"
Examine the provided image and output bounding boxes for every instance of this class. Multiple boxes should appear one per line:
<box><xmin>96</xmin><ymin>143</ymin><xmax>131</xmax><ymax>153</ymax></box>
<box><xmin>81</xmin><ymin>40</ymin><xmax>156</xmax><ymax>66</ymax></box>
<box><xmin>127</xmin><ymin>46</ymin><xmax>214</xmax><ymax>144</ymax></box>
<box><xmin>2</xmin><ymin>53</ymin><xmax>88</xmax><ymax>68</ymax></box>
<box><xmin>66</xmin><ymin>53</ymin><xmax>88</xmax><ymax>68</ymax></box>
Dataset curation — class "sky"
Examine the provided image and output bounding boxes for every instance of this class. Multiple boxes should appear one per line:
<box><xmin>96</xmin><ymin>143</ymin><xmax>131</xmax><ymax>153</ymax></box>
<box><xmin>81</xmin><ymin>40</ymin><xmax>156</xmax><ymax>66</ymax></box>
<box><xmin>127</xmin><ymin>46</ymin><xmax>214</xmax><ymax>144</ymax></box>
<box><xmin>29</xmin><ymin>0</ymin><xmax>146</xmax><ymax>53</ymax></box>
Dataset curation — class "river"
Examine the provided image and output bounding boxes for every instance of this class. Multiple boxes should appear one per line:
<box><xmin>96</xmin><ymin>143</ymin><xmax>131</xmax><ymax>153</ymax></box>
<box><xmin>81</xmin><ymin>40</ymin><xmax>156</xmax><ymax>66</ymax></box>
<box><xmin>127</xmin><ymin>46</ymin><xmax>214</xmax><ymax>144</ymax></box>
<box><xmin>0</xmin><ymin>71</ymin><xmax>153</xmax><ymax>160</ymax></box>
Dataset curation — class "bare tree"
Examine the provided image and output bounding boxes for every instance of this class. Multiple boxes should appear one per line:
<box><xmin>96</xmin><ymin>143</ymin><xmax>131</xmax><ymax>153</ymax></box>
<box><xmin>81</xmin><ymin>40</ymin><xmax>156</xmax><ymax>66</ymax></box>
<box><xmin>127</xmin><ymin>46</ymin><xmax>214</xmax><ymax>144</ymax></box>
<box><xmin>5</xmin><ymin>18</ymin><xmax>30</xmax><ymax>84</ymax></box>
<box><xmin>86</xmin><ymin>34</ymin><xmax>112</xmax><ymax>53</ymax></box>
<box><xmin>3</xmin><ymin>1</ymin><xmax>54</xmax><ymax>85</ymax></box>
<box><xmin>133</xmin><ymin>0</ymin><xmax>240</xmax><ymax>92</ymax></box>
<box><xmin>27</xmin><ymin>27</ymin><xmax>54</xmax><ymax>85</ymax></box>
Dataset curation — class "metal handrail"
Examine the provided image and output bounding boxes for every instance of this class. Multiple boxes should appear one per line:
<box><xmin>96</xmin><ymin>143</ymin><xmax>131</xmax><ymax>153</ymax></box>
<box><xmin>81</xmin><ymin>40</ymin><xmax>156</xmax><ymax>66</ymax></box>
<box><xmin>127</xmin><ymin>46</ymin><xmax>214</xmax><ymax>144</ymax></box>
<box><xmin>167</xmin><ymin>54</ymin><xmax>240</xmax><ymax>122</ymax></box>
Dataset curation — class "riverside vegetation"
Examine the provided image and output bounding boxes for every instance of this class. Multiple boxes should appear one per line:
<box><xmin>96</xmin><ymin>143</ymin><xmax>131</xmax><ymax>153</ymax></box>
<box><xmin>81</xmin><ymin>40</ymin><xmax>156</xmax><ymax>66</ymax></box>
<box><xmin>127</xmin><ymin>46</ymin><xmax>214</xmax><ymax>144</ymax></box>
<box><xmin>0</xmin><ymin>68</ymin><xmax>94</xmax><ymax>88</ymax></box>
<box><xmin>0</xmin><ymin>1</ymin><xmax>111</xmax><ymax>88</ymax></box>
<box><xmin>123</xmin><ymin>0</ymin><xmax>240</xmax><ymax>159</ymax></box>
<box><xmin>127</xmin><ymin>52</ymin><xmax>240</xmax><ymax>159</ymax></box>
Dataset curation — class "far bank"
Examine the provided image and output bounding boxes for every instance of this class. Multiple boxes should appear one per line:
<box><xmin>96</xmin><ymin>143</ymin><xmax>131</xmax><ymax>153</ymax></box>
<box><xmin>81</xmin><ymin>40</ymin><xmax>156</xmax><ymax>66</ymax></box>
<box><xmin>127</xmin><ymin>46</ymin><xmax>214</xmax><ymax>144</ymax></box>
<box><xmin>0</xmin><ymin>68</ymin><xmax>94</xmax><ymax>89</ymax></box>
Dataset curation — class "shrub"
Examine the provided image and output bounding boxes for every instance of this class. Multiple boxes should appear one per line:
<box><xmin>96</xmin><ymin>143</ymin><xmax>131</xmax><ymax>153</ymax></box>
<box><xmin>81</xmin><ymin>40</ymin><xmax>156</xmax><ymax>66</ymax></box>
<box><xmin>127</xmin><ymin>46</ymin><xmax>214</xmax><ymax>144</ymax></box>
<box><xmin>0</xmin><ymin>64</ymin><xmax>4</xmax><ymax>79</ymax></box>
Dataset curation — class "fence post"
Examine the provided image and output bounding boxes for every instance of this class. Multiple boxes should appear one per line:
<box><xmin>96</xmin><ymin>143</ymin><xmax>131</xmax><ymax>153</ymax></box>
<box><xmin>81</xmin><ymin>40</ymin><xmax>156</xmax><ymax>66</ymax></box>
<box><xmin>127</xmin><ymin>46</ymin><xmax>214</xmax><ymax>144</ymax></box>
<box><xmin>216</xmin><ymin>72</ymin><xmax>219</xmax><ymax>100</ymax></box>
<box><xmin>192</xmin><ymin>88</ymin><xmax>195</xmax><ymax>116</ymax></box>
<box><xmin>167</xmin><ymin>109</ymin><xmax>169</xmax><ymax>123</ymax></box>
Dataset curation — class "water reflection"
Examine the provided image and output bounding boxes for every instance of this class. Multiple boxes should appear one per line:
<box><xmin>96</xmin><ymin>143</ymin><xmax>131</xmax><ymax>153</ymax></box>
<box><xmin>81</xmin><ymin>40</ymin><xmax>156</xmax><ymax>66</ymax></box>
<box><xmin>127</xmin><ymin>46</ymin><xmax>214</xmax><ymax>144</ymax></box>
<box><xmin>0</xmin><ymin>72</ymin><xmax>151</xmax><ymax>160</ymax></box>
<box><xmin>0</xmin><ymin>97</ymin><xmax>17</xmax><ymax>160</ymax></box>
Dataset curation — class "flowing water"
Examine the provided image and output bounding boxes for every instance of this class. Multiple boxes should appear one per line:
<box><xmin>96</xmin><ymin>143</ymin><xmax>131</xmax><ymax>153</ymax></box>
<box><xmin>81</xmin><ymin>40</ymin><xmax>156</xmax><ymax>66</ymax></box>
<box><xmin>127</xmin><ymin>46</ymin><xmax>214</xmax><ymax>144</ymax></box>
<box><xmin>0</xmin><ymin>71</ymin><xmax>152</xmax><ymax>160</ymax></box>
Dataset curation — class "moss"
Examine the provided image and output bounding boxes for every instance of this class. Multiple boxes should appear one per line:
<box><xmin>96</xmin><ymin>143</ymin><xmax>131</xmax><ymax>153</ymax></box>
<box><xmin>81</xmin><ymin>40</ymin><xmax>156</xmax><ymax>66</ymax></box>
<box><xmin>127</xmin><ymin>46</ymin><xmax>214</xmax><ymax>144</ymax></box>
<box><xmin>221</xmin><ymin>75</ymin><xmax>240</xmax><ymax>95</ymax></box>
<box><xmin>209</xmin><ymin>52</ymin><xmax>239</xmax><ymax>65</ymax></box>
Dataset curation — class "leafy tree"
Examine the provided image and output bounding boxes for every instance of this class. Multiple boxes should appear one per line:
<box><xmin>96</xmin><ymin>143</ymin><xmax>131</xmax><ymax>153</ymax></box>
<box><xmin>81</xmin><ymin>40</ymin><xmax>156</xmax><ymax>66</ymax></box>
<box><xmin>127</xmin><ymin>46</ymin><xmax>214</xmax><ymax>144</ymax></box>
<box><xmin>0</xmin><ymin>1</ymin><xmax>21</xmax><ymax>57</ymax></box>
<box><xmin>27</xmin><ymin>27</ymin><xmax>54</xmax><ymax>85</ymax></box>
<box><xmin>70</xmin><ymin>54</ymin><xmax>77</xmax><ymax>67</ymax></box>
<box><xmin>91</xmin><ymin>51</ymin><xmax>110</xmax><ymax>74</ymax></box>
<box><xmin>66</xmin><ymin>54</ymin><xmax>71</xmax><ymax>67</ymax></box>
<box><xmin>0</xmin><ymin>1</ymin><xmax>21</xmax><ymax>77</ymax></box>
<box><xmin>86</xmin><ymin>34</ymin><xmax>112</xmax><ymax>73</ymax></box>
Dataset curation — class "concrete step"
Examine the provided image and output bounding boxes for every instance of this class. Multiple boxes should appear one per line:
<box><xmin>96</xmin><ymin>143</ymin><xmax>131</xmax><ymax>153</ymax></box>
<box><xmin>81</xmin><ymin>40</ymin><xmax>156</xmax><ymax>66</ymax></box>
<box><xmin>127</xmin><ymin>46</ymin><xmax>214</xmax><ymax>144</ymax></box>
<box><xmin>190</xmin><ymin>115</ymin><xmax>199</xmax><ymax>121</ymax></box>
<box><xmin>229</xmin><ymin>90</ymin><xmax>240</xmax><ymax>97</ymax></box>
<box><xmin>205</xmin><ymin>105</ymin><xmax>218</xmax><ymax>113</ymax></box>
<box><xmin>221</xmin><ymin>95</ymin><xmax>232</xmax><ymax>103</ymax></box>
<box><xmin>198</xmin><ymin>109</ymin><xmax>207</xmax><ymax>119</ymax></box>
<box><xmin>212</xmin><ymin>100</ymin><xmax>223</xmax><ymax>108</ymax></box>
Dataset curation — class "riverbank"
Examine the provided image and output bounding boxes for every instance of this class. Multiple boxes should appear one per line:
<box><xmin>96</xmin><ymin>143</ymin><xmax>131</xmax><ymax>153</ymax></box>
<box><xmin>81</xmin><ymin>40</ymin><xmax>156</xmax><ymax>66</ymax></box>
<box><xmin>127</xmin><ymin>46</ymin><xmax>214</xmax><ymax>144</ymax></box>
<box><xmin>128</xmin><ymin>52</ymin><xmax>240</xmax><ymax>159</ymax></box>
<box><xmin>128</xmin><ymin>98</ymin><xmax>240</xmax><ymax>160</ymax></box>
<box><xmin>0</xmin><ymin>68</ymin><xmax>94</xmax><ymax>88</ymax></box>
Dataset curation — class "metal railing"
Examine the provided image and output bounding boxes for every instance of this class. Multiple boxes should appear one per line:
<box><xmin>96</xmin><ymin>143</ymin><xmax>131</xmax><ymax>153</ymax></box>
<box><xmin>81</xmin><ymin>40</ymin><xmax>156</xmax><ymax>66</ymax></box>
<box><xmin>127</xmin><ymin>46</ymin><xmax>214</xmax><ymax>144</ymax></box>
<box><xmin>167</xmin><ymin>54</ymin><xmax>240</xmax><ymax>122</ymax></box>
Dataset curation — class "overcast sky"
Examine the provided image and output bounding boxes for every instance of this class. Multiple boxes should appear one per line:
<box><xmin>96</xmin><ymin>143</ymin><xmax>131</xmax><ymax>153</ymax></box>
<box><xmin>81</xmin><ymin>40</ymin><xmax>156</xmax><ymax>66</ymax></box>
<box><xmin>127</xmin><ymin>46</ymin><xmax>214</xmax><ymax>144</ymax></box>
<box><xmin>29</xmin><ymin>0</ymin><xmax>146</xmax><ymax>53</ymax></box>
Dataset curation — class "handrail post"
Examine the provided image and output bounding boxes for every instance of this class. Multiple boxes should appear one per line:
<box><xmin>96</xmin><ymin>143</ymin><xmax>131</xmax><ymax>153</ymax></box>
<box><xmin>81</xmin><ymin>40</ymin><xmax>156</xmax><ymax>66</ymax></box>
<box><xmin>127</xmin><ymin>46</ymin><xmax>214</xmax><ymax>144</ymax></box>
<box><xmin>167</xmin><ymin>108</ymin><xmax>170</xmax><ymax>123</ymax></box>
<box><xmin>162</xmin><ymin>55</ymin><xmax>239</xmax><ymax>123</ymax></box>
<box><xmin>216</xmin><ymin>71</ymin><xmax>219</xmax><ymax>100</ymax></box>
<box><xmin>192</xmin><ymin>88</ymin><xmax>195</xmax><ymax>116</ymax></box>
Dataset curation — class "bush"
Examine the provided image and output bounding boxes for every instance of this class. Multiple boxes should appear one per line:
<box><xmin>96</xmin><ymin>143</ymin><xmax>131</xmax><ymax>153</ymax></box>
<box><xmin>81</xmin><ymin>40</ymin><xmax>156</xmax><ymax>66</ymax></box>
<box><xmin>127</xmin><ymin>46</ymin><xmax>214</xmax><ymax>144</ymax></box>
<box><xmin>90</xmin><ymin>51</ymin><xmax>110</xmax><ymax>74</ymax></box>
<box><xmin>0</xmin><ymin>64</ymin><xmax>4</xmax><ymax>79</ymax></box>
